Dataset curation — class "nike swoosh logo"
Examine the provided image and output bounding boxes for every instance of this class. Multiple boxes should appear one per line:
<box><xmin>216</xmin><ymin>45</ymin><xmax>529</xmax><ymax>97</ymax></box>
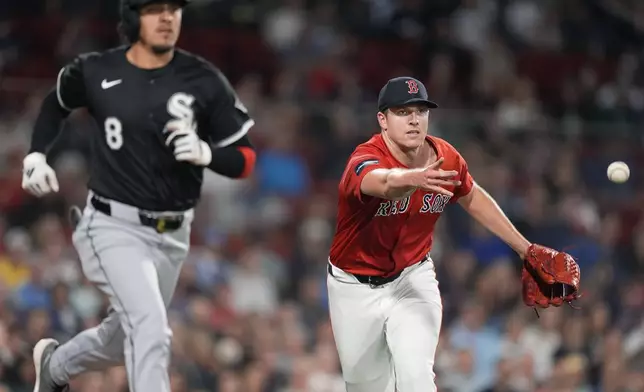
<box><xmin>101</xmin><ymin>79</ymin><xmax>122</xmax><ymax>89</ymax></box>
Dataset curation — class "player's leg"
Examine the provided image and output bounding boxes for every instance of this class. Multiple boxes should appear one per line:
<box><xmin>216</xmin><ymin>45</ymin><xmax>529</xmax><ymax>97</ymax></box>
<box><xmin>34</xmin><ymin>209</ymin><xmax>129</xmax><ymax>392</ymax></box>
<box><xmin>326</xmin><ymin>263</ymin><xmax>396</xmax><ymax>392</ymax></box>
<box><xmin>45</xmin><ymin>308</ymin><xmax>125</xmax><ymax>384</ymax></box>
<box><xmin>44</xmin><ymin>231</ymin><xmax>189</xmax><ymax>391</ymax></box>
<box><xmin>385</xmin><ymin>260</ymin><xmax>442</xmax><ymax>392</ymax></box>
<box><xmin>53</xmin><ymin>209</ymin><xmax>171</xmax><ymax>392</ymax></box>
<box><xmin>41</xmin><ymin>207</ymin><xmax>191</xmax><ymax>392</ymax></box>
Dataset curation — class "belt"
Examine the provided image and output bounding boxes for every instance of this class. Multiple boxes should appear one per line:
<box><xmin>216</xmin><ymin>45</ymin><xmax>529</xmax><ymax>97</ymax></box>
<box><xmin>90</xmin><ymin>195</ymin><xmax>184</xmax><ymax>233</ymax></box>
<box><xmin>328</xmin><ymin>256</ymin><xmax>429</xmax><ymax>288</ymax></box>
<box><xmin>353</xmin><ymin>269</ymin><xmax>403</xmax><ymax>287</ymax></box>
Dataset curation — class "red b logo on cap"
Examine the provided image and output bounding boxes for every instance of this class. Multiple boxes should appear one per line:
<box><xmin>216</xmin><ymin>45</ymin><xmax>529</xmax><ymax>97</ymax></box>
<box><xmin>406</xmin><ymin>80</ymin><xmax>419</xmax><ymax>94</ymax></box>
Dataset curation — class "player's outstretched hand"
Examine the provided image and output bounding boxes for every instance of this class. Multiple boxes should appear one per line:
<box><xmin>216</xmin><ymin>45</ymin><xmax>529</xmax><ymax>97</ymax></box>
<box><xmin>164</xmin><ymin>119</ymin><xmax>212</xmax><ymax>166</ymax></box>
<box><xmin>411</xmin><ymin>157</ymin><xmax>460</xmax><ymax>197</ymax></box>
<box><xmin>21</xmin><ymin>152</ymin><xmax>59</xmax><ymax>197</ymax></box>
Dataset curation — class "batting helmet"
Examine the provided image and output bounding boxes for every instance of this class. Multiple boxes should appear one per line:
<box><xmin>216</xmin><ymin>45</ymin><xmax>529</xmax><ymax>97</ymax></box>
<box><xmin>118</xmin><ymin>0</ymin><xmax>190</xmax><ymax>44</ymax></box>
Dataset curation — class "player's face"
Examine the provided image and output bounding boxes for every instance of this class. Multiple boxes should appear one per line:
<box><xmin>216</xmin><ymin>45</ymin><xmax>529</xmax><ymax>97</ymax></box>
<box><xmin>139</xmin><ymin>2</ymin><xmax>183</xmax><ymax>53</ymax></box>
<box><xmin>377</xmin><ymin>104</ymin><xmax>431</xmax><ymax>151</ymax></box>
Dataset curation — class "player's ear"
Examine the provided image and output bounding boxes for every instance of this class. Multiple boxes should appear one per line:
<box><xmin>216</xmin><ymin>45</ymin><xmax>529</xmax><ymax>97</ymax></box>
<box><xmin>377</xmin><ymin>111</ymin><xmax>387</xmax><ymax>130</ymax></box>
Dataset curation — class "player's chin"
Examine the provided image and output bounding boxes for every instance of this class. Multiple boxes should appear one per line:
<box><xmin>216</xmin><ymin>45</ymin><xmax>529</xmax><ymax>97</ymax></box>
<box><xmin>150</xmin><ymin>42</ymin><xmax>176</xmax><ymax>54</ymax></box>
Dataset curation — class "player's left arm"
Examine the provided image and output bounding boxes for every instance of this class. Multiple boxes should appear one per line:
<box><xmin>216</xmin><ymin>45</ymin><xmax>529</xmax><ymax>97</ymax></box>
<box><xmin>166</xmin><ymin>67</ymin><xmax>256</xmax><ymax>178</ymax></box>
<box><xmin>458</xmin><ymin>184</ymin><xmax>531</xmax><ymax>258</ymax></box>
<box><xmin>204</xmin><ymin>134</ymin><xmax>255</xmax><ymax>178</ymax></box>
<box><xmin>454</xmin><ymin>155</ymin><xmax>531</xmax><ymax>259</ymax></box>
<box><xmin>202</xmin><ymin>68</ymin><xmax>256</xmax><ymax>178</ymax></box>
<box><xmin>455</xmin><ymin>163</ymin><xmax>581</xmax><ymax>310</ymax></box>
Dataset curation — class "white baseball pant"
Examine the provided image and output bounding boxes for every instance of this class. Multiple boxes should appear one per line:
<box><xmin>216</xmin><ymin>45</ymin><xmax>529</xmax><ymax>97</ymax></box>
<box><xmin>47</xmin><ymin>193</ymin><xmax>192</xmax><ymax>392</ymax></box>
<box><xmin>327</xmin><ymin>257</ymin><xmax>442</xmax><ymax>392</ymax></box>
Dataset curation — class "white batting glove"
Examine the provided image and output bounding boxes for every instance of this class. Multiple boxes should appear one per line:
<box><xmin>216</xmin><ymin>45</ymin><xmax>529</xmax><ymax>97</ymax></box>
<box><xmin>22</xmin><ymin>152</ymin><xmax>59</xmax><ymax>197</ymax></box>
<box><xmin>164</xmin><ymin>119</ymin><xmax>212</xmax><ymax>166</ymax></box>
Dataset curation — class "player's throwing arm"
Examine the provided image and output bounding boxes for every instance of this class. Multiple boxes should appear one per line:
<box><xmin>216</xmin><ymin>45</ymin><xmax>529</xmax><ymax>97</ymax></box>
<box><xmin>361</xmin><ymin>157</ymin><xmax>460</xmax><ymax>200</ymax></box>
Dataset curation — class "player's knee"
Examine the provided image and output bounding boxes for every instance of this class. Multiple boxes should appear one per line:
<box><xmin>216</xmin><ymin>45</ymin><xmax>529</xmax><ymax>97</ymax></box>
<box><xmin>400</xmin><ymin>359</ymin><xmax>435</xmax><ymax>378</ymax></box>
<box><xmin>142</xmin><ymin>318</ymin><xmax>172</xmax><ymax>344</ymax></box>
<box><xmin>339</xmin><ymin>353</ymin><xmax>392</xmax><ymax>385</ymax></box>
<box><xmin>150</xmin><ymin>324</ymin><xmax>173</xmax><ymax>356</ymax></box>
<box><xmin>394</xmin><ymin>359</ymin><xmax>437</xmax><ymax>392</ymax></box>
<box><xmin>97</xmin><ymin>308</ymin><xmax>122</xmax><ymax>336</ymax></box>
<box><xmin>345</xmin><ymin>372</ymin><xmax>396</xmax><ymax>392</ymax></box>
<box><xmin>131</xmin><ymin>308</ymin><xmax>172</xmax><ymax>351</ymax></box>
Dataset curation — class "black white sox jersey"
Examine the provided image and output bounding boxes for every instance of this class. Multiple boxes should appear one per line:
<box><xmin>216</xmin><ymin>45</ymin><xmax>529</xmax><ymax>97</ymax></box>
<box><xmin>56</xmin><ymin>46</ymin><xmax>254</xmax><ymax>211</ymax></box>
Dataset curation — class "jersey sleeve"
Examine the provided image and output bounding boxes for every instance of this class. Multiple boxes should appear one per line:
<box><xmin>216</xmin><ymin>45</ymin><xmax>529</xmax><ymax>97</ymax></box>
<box><xmin>450</xmin><ymin>151</ymin><xmax>474</xmax><ymax>203</ymax></box>
<box><xmin>205</xmin><ymin>68</ymin><xmax>255</xmax><ymax>148</ymax></box>
<box><xmin>56</xmin><ymin>55</ymin><xmax>89</xmax><ymax>111</ymax></box>
<box><xmin>340</xmin><ymin>147</ymin><xmax>386</xmax><ymax>203</ymax></box>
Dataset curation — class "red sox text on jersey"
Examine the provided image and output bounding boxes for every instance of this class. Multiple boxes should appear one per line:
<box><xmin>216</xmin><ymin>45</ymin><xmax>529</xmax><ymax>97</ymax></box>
<box><xmin>374</xmin><ymin>193</ymin><xmax>451</xmax><ymax>217</ymax></box>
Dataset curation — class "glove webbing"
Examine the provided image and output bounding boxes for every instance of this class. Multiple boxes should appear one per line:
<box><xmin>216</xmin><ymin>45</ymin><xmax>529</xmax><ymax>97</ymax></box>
<box><xmin>532</xmin><ymin>284</ymin><xmax>583</xmax><ymax>318</ymax></box>
<box><xmin>531</xmin><ymin>248</ymin><xmax>583</xmax><ymax>318</ymax></box>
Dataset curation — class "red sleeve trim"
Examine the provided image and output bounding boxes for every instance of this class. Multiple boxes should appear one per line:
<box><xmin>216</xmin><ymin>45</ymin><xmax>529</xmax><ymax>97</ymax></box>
<box><xmin>237</xmin><ymin>146</ymin><xmax>256</xmax><ymax>178</ymax></box>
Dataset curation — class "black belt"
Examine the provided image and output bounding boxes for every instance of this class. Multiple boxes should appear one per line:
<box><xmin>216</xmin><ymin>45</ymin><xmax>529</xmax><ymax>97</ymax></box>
<box><xmin>90</xmin><ymin>195</ymin><xmax>184</xmax><ymax>233</ymax></box>
<box><xmin>328</xmin><ymin>257</ymin><xmax>428</xmax><ymax>288</ymax></box>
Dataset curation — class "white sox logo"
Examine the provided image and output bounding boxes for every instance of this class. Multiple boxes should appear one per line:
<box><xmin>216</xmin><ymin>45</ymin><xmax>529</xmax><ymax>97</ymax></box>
<box><xmin>375</xmin><ymin>193</ymin><xmax>451</xmax><ymax>217</ymax></box>
<box><xmin>167</xmin><ymin>92</ymin><xmax>195</xmax><ymax>122</ymax></box>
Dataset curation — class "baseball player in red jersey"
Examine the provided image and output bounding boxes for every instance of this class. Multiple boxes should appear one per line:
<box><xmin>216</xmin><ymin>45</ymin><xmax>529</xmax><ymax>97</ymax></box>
<box><xmin>327</xmin><ymin>77</ymin><xmax>534</xmax><ymax>392</ymax></box>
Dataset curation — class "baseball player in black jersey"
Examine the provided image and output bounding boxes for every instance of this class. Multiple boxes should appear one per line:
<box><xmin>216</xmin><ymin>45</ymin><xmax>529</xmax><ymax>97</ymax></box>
<box><xmin>22</xmin><ymin>1</ymin><xmax>256</xmax><ymax>391</ymax></box>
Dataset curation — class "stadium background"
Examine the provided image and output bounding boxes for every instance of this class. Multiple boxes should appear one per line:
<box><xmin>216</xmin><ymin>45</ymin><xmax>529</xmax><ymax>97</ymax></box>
<box><xmin>1</xmin><ymin>0</ymin><xmax>644</xmax><ymax>391</ymax></box>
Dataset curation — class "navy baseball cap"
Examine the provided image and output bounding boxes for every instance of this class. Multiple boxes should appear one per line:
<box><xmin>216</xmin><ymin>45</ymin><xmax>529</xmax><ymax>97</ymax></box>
<box><xmin>377</xmin><ymin>77</ymin><xmax>438</xmax><ymax>112</ymax></box>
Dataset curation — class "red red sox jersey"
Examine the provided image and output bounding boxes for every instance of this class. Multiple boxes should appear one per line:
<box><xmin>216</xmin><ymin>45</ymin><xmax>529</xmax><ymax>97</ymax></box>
<box><xmin>329</xmin><ymin>133</ymin><xmax>474</xmax><ymax>277</ymax></box>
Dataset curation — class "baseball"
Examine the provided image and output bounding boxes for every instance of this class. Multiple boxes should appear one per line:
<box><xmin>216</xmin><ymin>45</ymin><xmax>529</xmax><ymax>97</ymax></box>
<box><xmin>607</xmin><ymin>161</ymin><xmax>630</xmax><ymax>183</ymax></box>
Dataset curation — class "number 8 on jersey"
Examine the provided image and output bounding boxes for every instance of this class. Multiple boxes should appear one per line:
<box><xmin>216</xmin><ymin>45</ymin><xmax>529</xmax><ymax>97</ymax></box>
<box><xmin>104</xmin><ymin>117</ymin><xmax>123</xmax><ymax>150</ymax></box>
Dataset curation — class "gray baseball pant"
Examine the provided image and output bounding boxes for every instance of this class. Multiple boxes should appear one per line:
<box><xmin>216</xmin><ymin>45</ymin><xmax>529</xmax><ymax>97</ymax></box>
<box><xmin>47</xmin><ymin>192</ymin><xmax>193</xmax><ymax>392</ymax></box>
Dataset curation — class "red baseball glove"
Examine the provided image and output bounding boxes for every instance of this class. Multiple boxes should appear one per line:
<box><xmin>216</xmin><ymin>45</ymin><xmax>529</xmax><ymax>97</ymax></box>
<box><xmin>522</xmin><ymin>243</ymin><xmax>581</xmax><ymax>313</ymax></box>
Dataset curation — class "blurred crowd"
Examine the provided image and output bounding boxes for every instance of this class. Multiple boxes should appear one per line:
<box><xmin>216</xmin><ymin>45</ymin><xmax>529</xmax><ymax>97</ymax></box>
<box><xmin>1</xmin><ymin>0</ymin><xmax>644</xmax><ymax>391</ymax></box>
